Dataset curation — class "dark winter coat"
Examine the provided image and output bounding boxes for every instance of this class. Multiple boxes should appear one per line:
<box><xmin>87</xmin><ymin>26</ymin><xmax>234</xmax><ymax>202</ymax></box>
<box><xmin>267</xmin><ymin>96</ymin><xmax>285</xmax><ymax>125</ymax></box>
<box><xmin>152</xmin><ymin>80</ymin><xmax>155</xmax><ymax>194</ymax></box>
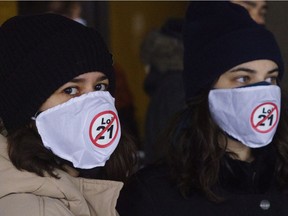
<box><xmin>144</xmin><ymin>70</ymin><xmax>185</xmax><ymax>164</ymax></box>
<box><xmin>117</xmin><ymin>146</ymin><xmax>288</xmax><ymax>216</ymax></box>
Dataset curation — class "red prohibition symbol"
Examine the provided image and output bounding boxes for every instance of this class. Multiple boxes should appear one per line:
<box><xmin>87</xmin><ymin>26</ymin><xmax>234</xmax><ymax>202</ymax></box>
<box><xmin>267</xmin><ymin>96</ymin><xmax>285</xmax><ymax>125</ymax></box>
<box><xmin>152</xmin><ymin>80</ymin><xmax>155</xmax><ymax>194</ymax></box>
<box><xmin>89</xmin><ymin>110</ymin><xmax>119</xmax><ymax>148</ymax></box>
<box><xmin>250</xmin><ymin>102</ymin><xmax>279</xmax><ymax>133</ymax></box>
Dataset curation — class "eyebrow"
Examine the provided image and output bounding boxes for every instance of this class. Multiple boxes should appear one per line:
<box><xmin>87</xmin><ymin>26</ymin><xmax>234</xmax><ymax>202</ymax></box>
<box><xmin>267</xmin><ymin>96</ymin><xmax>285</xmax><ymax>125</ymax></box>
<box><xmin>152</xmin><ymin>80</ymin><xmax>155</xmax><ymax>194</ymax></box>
<box><xmin>229</xmin><ymin>67</ymin><xmax>279</xmax><ymax>74</ymax></box>
<box><xmin>69</xmin><ymin>74</ymin><xmax>108</xmax><ymax>83</ymax></box>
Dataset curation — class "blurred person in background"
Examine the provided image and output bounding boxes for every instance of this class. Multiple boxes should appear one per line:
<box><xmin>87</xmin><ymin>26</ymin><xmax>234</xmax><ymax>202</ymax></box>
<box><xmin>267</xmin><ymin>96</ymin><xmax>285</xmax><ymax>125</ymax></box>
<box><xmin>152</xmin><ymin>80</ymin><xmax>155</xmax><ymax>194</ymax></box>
<box><xmin>231</xmin><ymin>0</ymin><xmax>267</xmax><ymax>25</ymax></box>
<box><xmin>48</xmin><ymin>0</ymin><xmax>87</xmax><ymax>25</ymax></box>
<box><xmin>141</xmin><ymin>18</ymin><xmax>185</xmax><ymax>165</ymax></box>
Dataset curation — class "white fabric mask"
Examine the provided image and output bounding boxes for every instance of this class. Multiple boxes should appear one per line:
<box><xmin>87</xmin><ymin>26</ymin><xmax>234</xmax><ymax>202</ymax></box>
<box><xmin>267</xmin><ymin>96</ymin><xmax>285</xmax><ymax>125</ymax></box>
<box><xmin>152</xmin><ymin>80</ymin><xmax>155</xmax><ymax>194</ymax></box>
<box><xmin>34</xmin><ymin>91</ymin><xmax>121</xmax><ymax>169</ymax></box>
<box><xmin>208</xmin><ymin>84</ymin><xmax>281</xmax><ymax>148</ymax></box>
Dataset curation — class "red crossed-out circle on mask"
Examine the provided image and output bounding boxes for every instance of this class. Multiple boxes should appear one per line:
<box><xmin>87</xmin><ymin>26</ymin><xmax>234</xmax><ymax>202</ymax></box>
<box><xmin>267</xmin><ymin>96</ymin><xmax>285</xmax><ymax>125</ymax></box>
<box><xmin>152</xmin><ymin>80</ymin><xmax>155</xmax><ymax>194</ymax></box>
<box><xmin>250</xmin><ymin>102</ymin><xmax>279</xmax><ymax>133</ymax></box>
<box><xmin>89</xmin><ymin>110</ymin><xmax>119</xmax><ymax>148</ymax></box>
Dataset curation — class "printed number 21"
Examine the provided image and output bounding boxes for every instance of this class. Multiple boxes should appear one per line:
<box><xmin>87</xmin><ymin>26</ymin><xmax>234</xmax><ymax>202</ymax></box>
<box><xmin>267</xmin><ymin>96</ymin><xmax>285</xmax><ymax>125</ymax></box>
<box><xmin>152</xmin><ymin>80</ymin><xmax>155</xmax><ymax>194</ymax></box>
<box><xmin>96</xmin><ymin>125</ymin><xmax>114</xmax><ymax>139</ymax></box>
<box><xmin>258</xmin><ymin>114</ymin><xmax>273</xmax><ymax>126</ymax></box>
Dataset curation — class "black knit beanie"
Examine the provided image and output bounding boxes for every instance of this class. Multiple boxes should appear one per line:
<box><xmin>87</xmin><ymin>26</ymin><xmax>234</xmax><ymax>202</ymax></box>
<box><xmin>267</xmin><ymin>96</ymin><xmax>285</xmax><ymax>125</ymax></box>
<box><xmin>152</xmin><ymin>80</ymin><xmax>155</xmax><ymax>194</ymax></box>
<box><xmin>183</xmin><ymin>1</ymin><xmax>284</xmax><ymax>101</ymax></box>
<box><xmin>0</xmin><ymin>13</ymin><xmax>114</xmax><ymax>132</ymax></box>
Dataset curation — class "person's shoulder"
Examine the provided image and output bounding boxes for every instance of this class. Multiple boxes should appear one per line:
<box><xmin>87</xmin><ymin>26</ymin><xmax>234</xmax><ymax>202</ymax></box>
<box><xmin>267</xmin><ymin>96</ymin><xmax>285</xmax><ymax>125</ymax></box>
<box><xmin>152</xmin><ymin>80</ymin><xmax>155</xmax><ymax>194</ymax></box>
<box><xmin>0</xmin><ymin>193</ymin><xmax>70</xmax><ymax>216</ymax></box>
<box><xmin>0</xmin><ymin>134</ymin><xmax>7</xmax><ymax>146</ymax></box>
<box><xmin>0</xmin><ymin>134</ymin><xmax>7</xmax><ymax>154</ymax></box>
<box><xmin>124</xmin><ymin>163</ymin><xmax>176</xmax><ymax>197</ymax></box>
<box><xmin>117</xmin><ymin>163</ymin><xmax>174</xmax><ymax>216</ymax></box>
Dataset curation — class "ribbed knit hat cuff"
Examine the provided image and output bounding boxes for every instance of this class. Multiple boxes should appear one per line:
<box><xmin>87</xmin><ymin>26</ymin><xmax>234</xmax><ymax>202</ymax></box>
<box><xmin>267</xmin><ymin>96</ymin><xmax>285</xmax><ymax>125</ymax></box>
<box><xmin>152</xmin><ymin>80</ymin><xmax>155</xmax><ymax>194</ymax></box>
<box><xmin>184</xmin><ymin>27</ymin><xmax>284</xmax><ymax>101</ymax></box>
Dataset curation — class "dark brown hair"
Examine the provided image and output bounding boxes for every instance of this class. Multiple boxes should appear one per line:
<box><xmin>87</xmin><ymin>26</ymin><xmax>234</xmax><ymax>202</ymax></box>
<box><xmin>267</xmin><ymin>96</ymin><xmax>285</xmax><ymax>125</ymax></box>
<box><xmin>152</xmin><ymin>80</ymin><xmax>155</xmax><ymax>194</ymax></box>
<box><xmin>7</xmin><ymin>121</ymin><xmax>138</xmax><ymax>182</ymax></box>
<box><xmin>162</xmin><ymin>88</ymin><xmax>288</xmax><ymax>202</ymax></box>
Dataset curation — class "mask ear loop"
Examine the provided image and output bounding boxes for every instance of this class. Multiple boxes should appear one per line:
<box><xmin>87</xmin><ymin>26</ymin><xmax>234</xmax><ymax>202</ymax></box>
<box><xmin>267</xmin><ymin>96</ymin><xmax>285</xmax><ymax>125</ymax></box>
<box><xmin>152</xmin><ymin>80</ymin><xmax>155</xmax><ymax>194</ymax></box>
<box><xmin>31</xmin><ymin>111</ymin><xmax>42</xmax><ymax>120</ymax></box>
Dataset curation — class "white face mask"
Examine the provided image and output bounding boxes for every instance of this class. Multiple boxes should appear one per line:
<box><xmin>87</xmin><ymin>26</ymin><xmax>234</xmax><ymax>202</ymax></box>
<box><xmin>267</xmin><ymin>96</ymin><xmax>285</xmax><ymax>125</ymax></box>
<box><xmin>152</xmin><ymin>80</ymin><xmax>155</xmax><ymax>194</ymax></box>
<box><xmin>208</xmin><ymin>84</ymin><xmax>281</xmax><ymax>148</ymax></box>
<box><xmin>34</xmin><ymin>91</ymin><xmax>121</xmax><ymax>169</ymax></box>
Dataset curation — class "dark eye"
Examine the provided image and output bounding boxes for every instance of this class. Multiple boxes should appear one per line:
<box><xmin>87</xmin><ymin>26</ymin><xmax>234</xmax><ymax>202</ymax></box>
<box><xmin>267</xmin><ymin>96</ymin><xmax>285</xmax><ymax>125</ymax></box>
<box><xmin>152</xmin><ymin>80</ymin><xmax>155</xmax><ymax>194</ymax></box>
<box><xmin>63</xmin><ymin>87</ymin><xmax>79</xmax><ymax>95</ymax></box>
<box><xmin>265</xmin><ymin>76</ymin><xmax>278</xmax><ymax>84</ymax></box>
<box><xmin>95</xmin><ymin>83</ymin><xmax>108</xmax><ymax>91</ymax></box>
<box><xmin>236</xmin><ymin>76</ymin><xmax>250</xmax><ymax>83</ymax></box>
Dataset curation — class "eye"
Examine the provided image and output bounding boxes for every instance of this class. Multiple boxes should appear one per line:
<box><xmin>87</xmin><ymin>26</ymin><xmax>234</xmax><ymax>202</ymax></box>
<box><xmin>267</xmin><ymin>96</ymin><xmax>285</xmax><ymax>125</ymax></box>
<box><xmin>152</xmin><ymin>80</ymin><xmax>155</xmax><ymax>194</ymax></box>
<box><xmin>94</xmin><ymin>83</ymin><xmax>108</xmax><ymax>91</ymax></box>
<box><xmin>235</xmin><ymin>76</ymin><xmax>250</xmax><ymax>83</ymax></box>
<box><xmin>265</xmin><ymin>76</ymin><xmax>278</xmax><ymax>84</ymax></box>
<box><xmin>63</xmin><ymin>87</ymin><xmax>79</xmax><ymax>95</ymax></box>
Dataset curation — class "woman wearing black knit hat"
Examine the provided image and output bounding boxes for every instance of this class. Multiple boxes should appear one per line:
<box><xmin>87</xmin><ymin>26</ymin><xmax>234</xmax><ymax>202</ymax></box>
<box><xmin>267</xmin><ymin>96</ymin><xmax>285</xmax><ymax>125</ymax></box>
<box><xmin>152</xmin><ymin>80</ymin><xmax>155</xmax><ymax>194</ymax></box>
<box><xmin>117</xmin><ymin>2</ymin><xmax>288</xmax><ymax>216</ymax></box>
<box><xmin>0</xmin><ymin>13</ymin><xmax>137</xmax><ymax>216</ymax></box>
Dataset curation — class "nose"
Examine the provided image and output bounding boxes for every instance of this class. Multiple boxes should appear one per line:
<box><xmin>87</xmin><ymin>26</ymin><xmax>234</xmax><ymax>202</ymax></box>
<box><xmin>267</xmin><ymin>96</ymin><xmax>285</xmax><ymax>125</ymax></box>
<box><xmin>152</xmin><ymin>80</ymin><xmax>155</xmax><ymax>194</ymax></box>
<box><xmin>255</xmin><ymin>76</ymin><xmax>266</xmax><ymax>82</ymax></box>
<box><xmin>82</xmin><ymin>85</ymin><xmax>95</xmax><ymax>94</ymax></box>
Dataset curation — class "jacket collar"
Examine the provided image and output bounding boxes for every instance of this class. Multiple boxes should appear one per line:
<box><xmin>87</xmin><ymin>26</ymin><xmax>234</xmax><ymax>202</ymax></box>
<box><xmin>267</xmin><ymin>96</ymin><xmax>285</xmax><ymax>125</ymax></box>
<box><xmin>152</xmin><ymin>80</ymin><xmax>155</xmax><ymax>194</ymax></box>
<box><xmin>0</xmin><ymin>134</ymin><xmax>123</xmax><ymax>216</ymax></box>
